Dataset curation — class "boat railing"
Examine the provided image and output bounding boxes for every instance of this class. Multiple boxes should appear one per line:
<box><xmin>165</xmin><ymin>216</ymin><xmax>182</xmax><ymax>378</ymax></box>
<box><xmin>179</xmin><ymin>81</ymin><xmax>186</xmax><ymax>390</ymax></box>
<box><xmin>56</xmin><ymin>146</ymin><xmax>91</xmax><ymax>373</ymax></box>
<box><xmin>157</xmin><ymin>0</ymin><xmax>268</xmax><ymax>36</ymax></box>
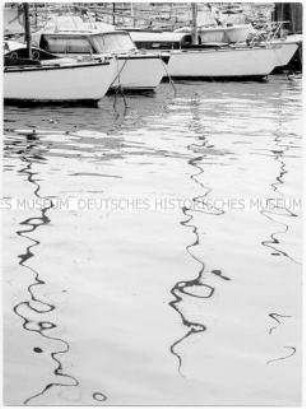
<box><xmin>246</xmin><ymin>21</ymin><xmax>290</xmax><ymax>47</ymax></box>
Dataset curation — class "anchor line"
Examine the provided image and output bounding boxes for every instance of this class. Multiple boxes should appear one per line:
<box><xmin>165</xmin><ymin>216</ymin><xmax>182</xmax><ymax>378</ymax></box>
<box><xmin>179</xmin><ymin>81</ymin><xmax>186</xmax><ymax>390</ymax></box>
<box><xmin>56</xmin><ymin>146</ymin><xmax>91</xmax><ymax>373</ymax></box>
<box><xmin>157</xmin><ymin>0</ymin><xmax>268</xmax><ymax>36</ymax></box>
<box><xmin>14</xmin><ymin>149</ymin><xmax>80</xmax><ymax>405</ymax></box>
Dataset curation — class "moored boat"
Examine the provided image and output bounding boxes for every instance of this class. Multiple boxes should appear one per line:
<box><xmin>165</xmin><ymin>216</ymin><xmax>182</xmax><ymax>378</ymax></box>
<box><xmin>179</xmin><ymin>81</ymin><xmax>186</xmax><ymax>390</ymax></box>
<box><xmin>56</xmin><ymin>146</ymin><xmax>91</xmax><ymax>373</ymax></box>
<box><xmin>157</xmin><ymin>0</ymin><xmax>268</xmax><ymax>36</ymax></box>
<box><xmin>130</xmin><ymin>30</ymin><xmax>300</xmax><ymax>80</ymax></box>
<box><xmin>129</xmin><ymin>31</ymin><xmax>273</xmax><ymax>80</ymax></box>
<box><xmin>4</xmin><ymin>57</ymin><xmax>117</xmax><ymax>105</ymax></box>
<box><xmin>33</xmin><ymin>18</ymin><xmax>168</xmax><ymax>92</ymax></box>
<box><xmin>3</xmin><ymin>5</ymin><xmax>117</xmax><ymax>105</ymax></box>
<box><xmin>128</xmin><ymin>1</ymin><xmax>300</xmax><ymax>81</ymax></box>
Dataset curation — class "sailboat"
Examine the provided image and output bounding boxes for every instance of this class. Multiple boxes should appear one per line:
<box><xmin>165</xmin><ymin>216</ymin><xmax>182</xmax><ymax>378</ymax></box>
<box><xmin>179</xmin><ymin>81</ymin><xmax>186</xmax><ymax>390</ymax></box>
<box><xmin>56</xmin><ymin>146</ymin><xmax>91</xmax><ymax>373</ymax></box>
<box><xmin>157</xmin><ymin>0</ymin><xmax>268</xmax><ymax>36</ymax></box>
<box><xmin>32</xmin><ymin>14</ymin><xmax>168</xmax><ymax>92</ymax></box>
<box><xmin>4</xmin><ymin>4</ymin><xmax>117</xmax><ymax>105</ymax></box>
<box><xmin>129</xmin><ymin>3</ymin><xmax>299</xmax><ymax>80</ymax></box>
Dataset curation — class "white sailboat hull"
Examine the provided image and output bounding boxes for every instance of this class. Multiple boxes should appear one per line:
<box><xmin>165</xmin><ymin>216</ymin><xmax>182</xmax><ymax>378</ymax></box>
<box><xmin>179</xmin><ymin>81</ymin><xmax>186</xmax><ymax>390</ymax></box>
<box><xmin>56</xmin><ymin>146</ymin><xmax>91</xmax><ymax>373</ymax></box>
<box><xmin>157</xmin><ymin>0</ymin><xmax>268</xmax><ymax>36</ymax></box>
<box><xmin>167</xmin><ymin>46</ymin><xmax>278</xmax><ymax>78</ymax></box>
<box><xmin>271</xmin><ymin>39</ymin><xmax>299</xmax><ymax>68</ymax></box>
<box><xmin>4</xmin><ymin>60</ymin><xmax>116</xmax><ymax>103</ymax></box>
<box><xmin>111</xmin><ymin>55</ymin><xmax>166</xmax><ymax>91</ymax></box>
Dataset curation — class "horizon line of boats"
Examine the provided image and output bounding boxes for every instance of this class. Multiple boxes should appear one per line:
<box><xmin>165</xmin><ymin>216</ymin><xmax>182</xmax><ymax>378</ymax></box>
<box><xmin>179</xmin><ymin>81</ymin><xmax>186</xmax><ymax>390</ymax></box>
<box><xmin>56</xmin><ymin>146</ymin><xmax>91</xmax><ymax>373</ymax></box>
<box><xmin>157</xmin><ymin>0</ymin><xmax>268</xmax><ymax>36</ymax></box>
<box><xmin>3</xmin><ymin>6</ymin><xmax>303</xmax><ymax>106</ymax></box>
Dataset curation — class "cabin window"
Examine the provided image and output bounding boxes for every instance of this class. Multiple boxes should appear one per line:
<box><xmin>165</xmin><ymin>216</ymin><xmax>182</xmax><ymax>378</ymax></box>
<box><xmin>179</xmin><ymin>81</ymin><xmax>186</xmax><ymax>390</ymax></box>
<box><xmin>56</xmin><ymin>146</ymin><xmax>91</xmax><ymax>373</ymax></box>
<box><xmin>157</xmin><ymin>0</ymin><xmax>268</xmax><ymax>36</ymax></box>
<box><xmin>66</xmin><ymin>37</ymin><xmax>93</xmax><ymax>53</ymax></box>
<box><xmin>134</xmin><ymin>41</ymin><xmax>180</xmax><ymax>50</ymax></box>
<box><xmin>41</xmin><ymin>36</ymin><xmax>93</xmax><ymax>54</ymax></box>
<box><xmin>91</xmin><ymin>33</ymin><xmax>136</xmax><ymax>54</ymax></box>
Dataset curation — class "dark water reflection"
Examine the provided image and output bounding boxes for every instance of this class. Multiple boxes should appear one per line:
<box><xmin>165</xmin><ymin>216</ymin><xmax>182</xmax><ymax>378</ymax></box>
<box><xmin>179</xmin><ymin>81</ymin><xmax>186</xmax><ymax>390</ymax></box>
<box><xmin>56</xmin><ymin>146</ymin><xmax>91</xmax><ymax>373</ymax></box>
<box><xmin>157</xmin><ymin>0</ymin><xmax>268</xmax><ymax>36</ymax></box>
<box><xmin>11</xmin><ymin>136</ymin><xmax>81</xmax><ymax>405</ymax></box>
<box><xmin>3</xmin><ymin>76</ymin><xmax>303</xmax><ymax>405</ymax></box>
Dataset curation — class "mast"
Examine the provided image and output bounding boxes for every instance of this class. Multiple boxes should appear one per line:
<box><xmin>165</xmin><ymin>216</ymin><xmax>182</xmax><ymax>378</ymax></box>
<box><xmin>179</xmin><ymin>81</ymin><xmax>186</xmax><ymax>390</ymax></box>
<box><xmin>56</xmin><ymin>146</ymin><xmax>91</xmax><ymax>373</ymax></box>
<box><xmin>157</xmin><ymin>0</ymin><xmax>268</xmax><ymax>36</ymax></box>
<box><xmin>112</xmin><ymin>3</ymin><xmax>116</xmax><ymax>25</ymax></box>
<box><xmin>191</xmin><ymin>3</ymin><xmax>199</xmax><ymax>45</ymax></box>
<box><xmin>23</xmin><ymin>2</ymin><xmax>32</xmax><ymax>59</ymax></box>
<box><xmin>131</xmin><ymin>3</ymin><xmax>135</xmax><ymax>28</ymax></box>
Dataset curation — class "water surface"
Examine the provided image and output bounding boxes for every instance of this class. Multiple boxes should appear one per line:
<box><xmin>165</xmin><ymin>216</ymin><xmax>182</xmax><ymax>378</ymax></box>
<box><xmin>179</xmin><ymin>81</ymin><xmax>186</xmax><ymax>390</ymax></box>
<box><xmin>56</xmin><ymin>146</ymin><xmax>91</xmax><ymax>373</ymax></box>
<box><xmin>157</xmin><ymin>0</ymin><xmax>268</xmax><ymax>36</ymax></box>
<box><xmin>2</xmin><ymin>77</ymin><xmax>303</xmax><ymax>405</ymax></box>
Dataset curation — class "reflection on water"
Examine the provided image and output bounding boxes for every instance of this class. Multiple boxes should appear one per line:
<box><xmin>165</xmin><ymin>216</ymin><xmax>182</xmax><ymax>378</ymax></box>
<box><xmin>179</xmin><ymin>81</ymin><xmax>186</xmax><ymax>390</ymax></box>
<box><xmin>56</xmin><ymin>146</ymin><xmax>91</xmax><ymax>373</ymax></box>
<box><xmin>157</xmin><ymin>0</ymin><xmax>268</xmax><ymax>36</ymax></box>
<box><xmin>258</xmin><ymin>116</ymin><xmax>300</xmax><ymax>264</ymax></box>
<box><xmin>266</xmin><ymin>346</ymin><xmax>297</xmax><ymax>365</ymax></box>
<box><xmin>169</xmin><ymin>94</ymin><xmax>229</xmax><ymax>376</ymax></box>
<box><xmin>3</xmin><ymin>76</ymin><xmax>303</xmax><ymax>405</ymax></box>
<box><xmin>11</xmin><ymin>136</ymin><xmax>81</xmax><ymax>405</ymax></box>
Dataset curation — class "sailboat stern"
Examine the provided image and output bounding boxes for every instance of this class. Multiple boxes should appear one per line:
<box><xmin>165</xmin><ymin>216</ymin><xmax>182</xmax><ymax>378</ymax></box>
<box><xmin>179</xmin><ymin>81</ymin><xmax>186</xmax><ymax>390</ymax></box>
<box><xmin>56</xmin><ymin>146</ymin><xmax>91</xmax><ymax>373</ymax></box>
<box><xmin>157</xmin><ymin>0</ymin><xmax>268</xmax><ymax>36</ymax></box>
<box><xmin>110</xmin><ymin>55</ymin><xmax>166</xmax><ymax>91</ymax></box>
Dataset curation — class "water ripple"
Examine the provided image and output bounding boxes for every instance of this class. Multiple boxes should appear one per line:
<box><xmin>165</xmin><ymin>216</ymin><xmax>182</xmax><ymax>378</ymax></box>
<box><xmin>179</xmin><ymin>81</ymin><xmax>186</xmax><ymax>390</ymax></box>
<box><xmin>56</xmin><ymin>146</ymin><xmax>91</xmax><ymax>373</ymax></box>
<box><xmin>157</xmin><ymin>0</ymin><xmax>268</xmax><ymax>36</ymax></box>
<box><xmin>169</xmin><ymin>95</ymin><xmax>229</xmax><ymax>376</ymax></box>
<box><xmin>267</xmin><ymin>346</ymin><xmax>296</xmax><ymax>365</ymax></box>
<box><xmin>13</xmin><ymin>139</ymin><xmax>83</xmax><ymax>405</ymax></box>
<box><xmin>260</xmin><ymin>130</ymin><xmax>301</xmax><ymax>264</ymax></box>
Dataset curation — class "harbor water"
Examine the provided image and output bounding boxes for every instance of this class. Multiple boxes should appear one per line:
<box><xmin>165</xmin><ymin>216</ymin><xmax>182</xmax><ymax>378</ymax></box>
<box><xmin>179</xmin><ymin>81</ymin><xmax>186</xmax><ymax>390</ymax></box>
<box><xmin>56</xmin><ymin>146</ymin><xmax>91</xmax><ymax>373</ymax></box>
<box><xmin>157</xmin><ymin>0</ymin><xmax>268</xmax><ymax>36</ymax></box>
<box><xmin>2</xmin><ymin>76</ymin><xmax>303</xmax><ymax>405</ymax></box>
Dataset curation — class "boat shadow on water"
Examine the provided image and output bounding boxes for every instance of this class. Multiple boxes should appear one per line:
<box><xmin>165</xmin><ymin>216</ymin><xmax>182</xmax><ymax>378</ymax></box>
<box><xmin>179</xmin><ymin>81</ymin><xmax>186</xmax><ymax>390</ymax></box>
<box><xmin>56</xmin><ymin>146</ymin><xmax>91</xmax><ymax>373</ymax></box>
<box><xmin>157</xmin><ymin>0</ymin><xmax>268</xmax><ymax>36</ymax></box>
<box><xmin>4</xmin><ymin>99</ymin><xmax>102</xmax><ymax>108</ymax></box>
<box><xmin>163</xmin><ymin>75</ymin><xmax>269</xmax><ymax>83</ymax></box>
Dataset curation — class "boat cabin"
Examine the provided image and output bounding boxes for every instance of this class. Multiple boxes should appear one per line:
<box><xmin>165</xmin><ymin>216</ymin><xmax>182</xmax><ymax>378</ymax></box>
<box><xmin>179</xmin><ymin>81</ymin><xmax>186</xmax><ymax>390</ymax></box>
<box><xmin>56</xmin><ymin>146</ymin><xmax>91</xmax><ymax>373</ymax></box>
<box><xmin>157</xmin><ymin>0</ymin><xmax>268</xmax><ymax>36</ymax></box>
<box><xmin>128</xmin><ymin>31</ymin><xmax>201</xmax><ymax>50</ymax></box>
<box><xmin>127</xmin><ymin>30</ymin><xmax>232</xmax><ymax>50</ymax></box>
<box><xmin>35</xmin><ymin>31</ymin><xmax>137</xmax><ymax>55</ymax></box>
